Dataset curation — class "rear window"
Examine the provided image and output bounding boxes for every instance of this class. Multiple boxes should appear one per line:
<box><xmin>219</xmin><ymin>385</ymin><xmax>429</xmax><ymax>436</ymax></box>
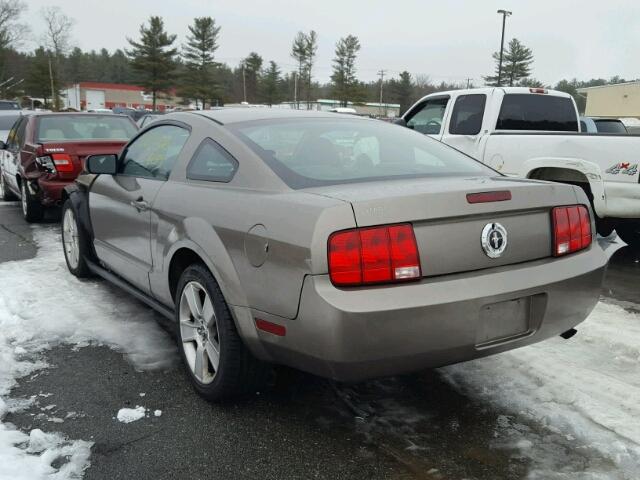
<box><xmin>496</xmin><ymin>94</ymin><xmax>578</xmax><ymax>132</ymax></box>
<box><xmin>229</xmin><ymin>118</ymin><xmax>494</xmax><ymax>189</ymax></box>
<box><xmin>594</xmin><ymin>120</ymin><xmax>628</xmax><ymax>134</ymax></box>
<box><xmin>36</xmin><ymin>115</ymin><xmax>138</xmax><ymax>142</ymax></box>
<box><xmin>0</xmin><ymin>114</ymin><xmax>20</xmax><ymax>130</ymax></box>
<box><xmin>0</xmin><ymin>101</ymin><xmax>20</xmax><ymax>110</ymax></box>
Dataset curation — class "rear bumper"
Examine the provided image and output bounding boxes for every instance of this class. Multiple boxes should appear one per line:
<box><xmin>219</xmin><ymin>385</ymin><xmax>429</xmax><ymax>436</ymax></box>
<box><xmin>35</xmin><ymin>177</ymin><xmax>74</xmax><ymax>206</ymax></box>
<box><xmin>252</xmin><ymin>238</ymin><xmax>620</xmax><ymax>382</ymax></box>
<box><xmin>602</xmin><ymin>181</ymin><xmax>640</xmax><ymax>218</ymax></box>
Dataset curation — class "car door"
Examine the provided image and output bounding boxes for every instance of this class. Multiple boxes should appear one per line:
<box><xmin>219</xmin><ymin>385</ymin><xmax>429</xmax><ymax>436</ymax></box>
<box><xmin>3</xmin><ymin>117</ymin><xmax>25</xmax><ymax>195</ymax></box>
<box><xmin>440</xmin><ymin>93</ymin><xmax>488</xmax><ymax>159</ymax></box>
<box><xmin>90</xmin><ymin>123</ymin><xmax>190</xmax><ymax>293</ymax></box>
<box><xmin>403</xmin><ymin>96</ymin><xmax>450</xmax><ymax>140</ymax></box>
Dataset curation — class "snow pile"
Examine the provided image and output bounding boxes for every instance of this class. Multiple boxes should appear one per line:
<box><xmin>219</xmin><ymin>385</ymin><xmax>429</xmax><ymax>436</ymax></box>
<box><xmin>116</xmin><ymin>406</ymin><xmax>146</xmax><ymax>424</ymax></box>
<box><xmin>443</xmin><ymin>301</ymin><xmax>640</xmax><ymax>478</ymax></box>
<box><xmin>0</xmin><ymin>227</ymin><xmax>178</xmax><ymax>478</ymax></box>
<box><xmin>0</xmin><ymin>426</ymin><xmax>91</xmax><ymax>480</ymax></box>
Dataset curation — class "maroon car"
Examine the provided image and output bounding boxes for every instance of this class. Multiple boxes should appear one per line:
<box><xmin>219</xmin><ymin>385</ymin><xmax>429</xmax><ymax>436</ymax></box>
<box><xmin>0</xmin><ymin>112</ymin><xmax>138</xmax><ymax>221</ymax></box>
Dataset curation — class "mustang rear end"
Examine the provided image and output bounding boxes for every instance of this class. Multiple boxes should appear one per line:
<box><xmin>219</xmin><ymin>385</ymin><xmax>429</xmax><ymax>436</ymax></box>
<box><xmin>250</xmin><ymin>178</ymin><xmax>619</xmax><ymax>382</ymax></box>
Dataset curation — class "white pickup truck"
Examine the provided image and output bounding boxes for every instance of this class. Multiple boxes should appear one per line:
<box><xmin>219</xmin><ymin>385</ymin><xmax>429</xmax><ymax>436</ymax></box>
<box><xmin>400</xmin><ymin>87</ymin><xmax>640</xmax><ymax>247</ymax></box>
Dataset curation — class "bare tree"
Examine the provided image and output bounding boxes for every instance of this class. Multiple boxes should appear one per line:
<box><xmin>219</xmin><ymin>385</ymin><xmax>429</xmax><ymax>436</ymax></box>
<box><xmin>0</xmin><ymin>0</ymin><xmax>28</xmax><ymax>50</ymax></box>
<box><xmin>41</xmin><ymin>6</ymin><xmax>74</xmax><ymax>56</ymax></box>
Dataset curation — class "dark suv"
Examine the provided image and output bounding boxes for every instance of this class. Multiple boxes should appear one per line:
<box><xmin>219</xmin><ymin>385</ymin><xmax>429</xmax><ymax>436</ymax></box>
<box><xmin>0</xmin><ymin>112</ymin><xmax>138</xmax><ymax>221</ymax></box>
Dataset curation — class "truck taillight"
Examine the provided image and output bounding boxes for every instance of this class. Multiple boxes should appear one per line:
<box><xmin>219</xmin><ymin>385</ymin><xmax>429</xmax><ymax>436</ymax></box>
<box><xmin>328</xmin><ymin>223</ymin><xmax>421</xmax><ymax>287</ymax></box>
<box><xmin>529</xmin><ymin>88</ymin><xmax>548</xmax><ymax>94</ymax></box>
<box><xmin>552</xmin><ymin>205</ymin><xmax>591</xmax><ymax>256</ymax></box>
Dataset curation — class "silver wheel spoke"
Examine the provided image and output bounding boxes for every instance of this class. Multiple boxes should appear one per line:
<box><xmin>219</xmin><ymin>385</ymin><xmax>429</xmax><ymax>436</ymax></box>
<box><xmin>194</xmin><ymin>343</ymin><xmax>208</xmax><ymax>382</ymax></box>
<box><xmin>185</xmin><ymin>283</ymin><xmax>203</xmax><ymax>317</ymax></box>
<box><xmin>202</xmin><ymin>295</ymin><xmax>215</xmax><ymax>327</ymax></box>
<box><xmin>180</xmin><ymin>320</ymin><xmax>198</xmax><ymax>342</ymax></box>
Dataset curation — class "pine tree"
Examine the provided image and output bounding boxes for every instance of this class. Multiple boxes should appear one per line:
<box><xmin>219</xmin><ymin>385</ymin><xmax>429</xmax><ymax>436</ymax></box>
<box><xmin>126</xmin><ymin>16</ymin><xmax>177</xmax><ymax>110</ymax></box>
<box><xmin>331</xmin><ymin>35</ymin><xmax>360</xmax><ymax>107</ymax></box>
<box><xmin>24</xmin><ymin>47</ymin><xmax>52</xmax><ymax>107</ymax></box>
<box><xmin>181</xmin><ymin>16</ymin><xmax>221</xmax><ymax>109</ymax></box>
<box><xmin>290</xmin><ymin>30</ymin><xmax>317</xmax><ymax>108</ymax></box>
<box><xmin>394</xmin><ymin>71</ymin><xmax>413</xmax><ymax>115</ymax></box>
<box><xmin>304</xmin><ymin>30</ymin><xmax>317</xmax><ymax>108</ymax></box>
<box><xmin>261</xmin><ymin>61</ymin><xmax>282</xmax><ymax>106</ymax></box>
<box><xmin>484</xmin><ymin>38</ymin><xmax>534</xmax><ymax>87</ymax></box>
<box><xmin>241</xmin><ymin>52</ymin><xmax>263</xmax><ymax>103</ymax></box>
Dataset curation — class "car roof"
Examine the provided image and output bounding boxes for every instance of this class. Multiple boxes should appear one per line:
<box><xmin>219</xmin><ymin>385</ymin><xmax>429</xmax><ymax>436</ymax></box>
<box><xmin>190</xmin><ymin>107</ymin><xmax>357</xmax><ymax>125</ymax></box>
<box><xmin>26</xmin><ymin>112</ymin><xmax>133</xmax><ymax>119</ymax></box>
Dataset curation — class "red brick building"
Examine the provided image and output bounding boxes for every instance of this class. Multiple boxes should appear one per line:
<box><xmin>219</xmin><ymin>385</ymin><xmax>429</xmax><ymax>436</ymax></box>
<box><xmin>63</xmin><ymin>82</ymin><xmax>182</xmax><ymax>111</ymax></box>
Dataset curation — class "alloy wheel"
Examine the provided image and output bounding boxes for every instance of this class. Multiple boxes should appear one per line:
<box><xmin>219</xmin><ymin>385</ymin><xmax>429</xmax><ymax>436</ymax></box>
<box><xmin>179</xmin><ymin>281</ymin><xmax>221</xmax><ymax>384</ymax></box>
<box><xmin>62</xmin><ymin>207</ymin><xmax>80</xmax><ymax>269</ymax></box>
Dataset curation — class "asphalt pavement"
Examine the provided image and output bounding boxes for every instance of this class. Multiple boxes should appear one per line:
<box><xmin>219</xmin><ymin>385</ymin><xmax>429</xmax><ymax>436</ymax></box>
<box><xmin>1</xmin><ymin>202</ymin><xmax>638</xmax><ymax>480</ymax></box>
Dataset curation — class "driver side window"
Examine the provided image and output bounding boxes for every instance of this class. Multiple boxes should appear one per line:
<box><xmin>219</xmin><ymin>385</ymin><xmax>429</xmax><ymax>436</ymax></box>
<box><xmin>120</xmin><ymin>125</ymin><xmax>189</xmax><ymax>180</ymax></box>
<box><xmin>406</xmin><ymin>97</ymin><xmax>449</xmax><ymax>135</ymax></box>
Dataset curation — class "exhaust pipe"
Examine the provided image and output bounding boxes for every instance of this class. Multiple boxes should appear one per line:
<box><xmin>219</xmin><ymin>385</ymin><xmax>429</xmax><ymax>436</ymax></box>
<box><xmin>560</xmin><ymin>328</ymin><xmax>577</xmax><ymax>340</ymax></box>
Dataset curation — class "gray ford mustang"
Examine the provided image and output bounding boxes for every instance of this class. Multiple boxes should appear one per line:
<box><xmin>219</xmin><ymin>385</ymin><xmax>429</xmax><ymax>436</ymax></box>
<box><xmin>61</xmin><ymin>109</ymin><xmax>619</xmax><ymax>400</ymax></box>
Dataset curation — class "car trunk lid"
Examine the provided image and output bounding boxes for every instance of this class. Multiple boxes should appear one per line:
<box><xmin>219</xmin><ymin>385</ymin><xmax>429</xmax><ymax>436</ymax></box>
<box><xmin>307</xmin><ymin>176</ymin><xmax>580</xmax><ymax>277</ymax></box>
<box><xmin>39</xmin><ymin>141</ymin><xmax>127</xmax><ymax>179</ymax></box>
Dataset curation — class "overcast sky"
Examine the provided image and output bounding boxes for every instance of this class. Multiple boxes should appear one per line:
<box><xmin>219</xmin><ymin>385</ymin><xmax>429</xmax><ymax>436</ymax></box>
<box><xmin>23</xmin><ymin>0</ymin><xmax>640</xmax><ymax>85</ymax></box>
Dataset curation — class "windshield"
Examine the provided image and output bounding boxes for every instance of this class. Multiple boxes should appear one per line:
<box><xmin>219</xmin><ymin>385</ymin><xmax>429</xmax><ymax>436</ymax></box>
<box><xmin>230</xmin><ymin>118</ymin><xmax>494</xmax><ymax>189</ymax></box>
<box><xmin>36</xmin><ymin>115</ymin><xmax>138</xmax><ymax>142</ymax></box>
<box><xmin>594</xmin><ymin>120</ymin><xmax>628</xmax><ymax>134</ymax></box>
<box><xmin>0</xmin><ymin>114</ymin><xmax>19</xmax><ymax>130</ymax></box>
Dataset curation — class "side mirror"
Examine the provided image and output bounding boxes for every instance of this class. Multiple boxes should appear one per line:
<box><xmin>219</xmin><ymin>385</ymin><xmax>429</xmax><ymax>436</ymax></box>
<box><xmin>393</xmin><ymin>118</ymin><xmax>407</xmax><ymax>127</ymax></box>
<box><xmin>86</xmin><ymin>154</ymin><xmax>117</xmax><ymax>175</ymax></box>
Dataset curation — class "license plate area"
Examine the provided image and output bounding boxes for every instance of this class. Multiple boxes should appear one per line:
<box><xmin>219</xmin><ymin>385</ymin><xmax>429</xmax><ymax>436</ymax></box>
<box><xmin>476</xmin><ymin>296</ymin><xmax>537</xmax><ymax>348</ymax></box>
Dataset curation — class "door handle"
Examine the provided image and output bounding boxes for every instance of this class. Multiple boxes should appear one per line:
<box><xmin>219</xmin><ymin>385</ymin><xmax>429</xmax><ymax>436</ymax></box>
<box><xmin>130</xmin><ymin>197</ymin><xmax>150</xmax><ymax>212</ymax></box>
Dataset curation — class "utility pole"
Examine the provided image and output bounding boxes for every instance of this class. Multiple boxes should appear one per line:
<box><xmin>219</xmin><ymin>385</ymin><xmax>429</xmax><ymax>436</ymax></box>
<box><xmin>242</xmin><ymin>64</ymin><xmax>247</xmax><ymax>103</ymax></box>
<box><xmin>497</xmin><ymin>9</ymin><xmax>512</xmax><ymax>87</ymax></box>
<box><xmin>466</xmin><ymin>78</ymin><xmax>472</xmax><ymax>89</ymax></box>
<box><xmin>378</xmin><ymin>69</ymin><xmax>386</xmax><ymax>117</ymax></box>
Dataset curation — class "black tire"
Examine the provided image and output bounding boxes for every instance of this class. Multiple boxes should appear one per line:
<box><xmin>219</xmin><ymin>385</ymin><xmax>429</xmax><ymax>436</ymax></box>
<box><xmin>20</xmin><ymin>181</ymin><xmax>43</xmax><ymax>223</ymax></box>
<box><xmin>615</xmin><ymin>222</ymin><xmax>640</xmax><ymax>250</ymax></box>
<box><xmin>175</xmin><ymin>264</ymin><xmax>269</xmax><ymax>401</ymax></box>
<box><xmin>61</xmin><ymin>199</ymin><xmax>92</xmax><ymax>278</ymax></box>
<box><xmin>0</xmin><ymin>168</ymin><xmax>16</xmax><ymax>201</ymax></box>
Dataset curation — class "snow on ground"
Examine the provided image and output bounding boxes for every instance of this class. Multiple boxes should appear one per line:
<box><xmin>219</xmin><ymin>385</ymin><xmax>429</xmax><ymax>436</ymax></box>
<box><xmin>443</xmin><ymin>300</ymin><xmax>640</xmax><ymax>479</ymax></box>
<box><xmin>116</xmin><ymin>406</ymin><xmax>146</xmax><ymax>424</ymax></box>
<box><xmin>0</xmin><ymin>227</ymin><xmax>177</xmax><ymax>479</ymax></box>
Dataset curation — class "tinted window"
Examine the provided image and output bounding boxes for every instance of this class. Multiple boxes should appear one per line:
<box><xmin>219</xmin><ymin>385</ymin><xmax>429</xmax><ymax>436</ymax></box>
<box><xmin>0</xmin><ymin>101</ymin><xmax>20</xmax><ymax>110</ymax></box>
<box><xmin>580</xmin><ymin>120</ymin><xmax>588</xmax><ymax>132</ymax></box>
<box><xmin>406</xmin><ymin>97</ymin><xmax>449</xmax><ymax>135</ymax></box>
<box><xmin>187</xmin><ymin>138</ymin><xmax>238</xmax><ymax>182</ymax></box>
<box><xmin>230</xmin><ymin>118</ymin><xmax>494</xmax><ymax>189</ymax></box>
<box><xmin>594</xmin><ymin>119</ymin><xmax>628</xmax><ymax>134</ymax></box>
<box><xmin>449</xmin><ymin>94</ymin><xmax>486</xmax><ymax>135</ymax></box>
<box><xmin>496</xmin><ymin>94</ymin><xmax>578</xmax><ymax>132</ymax></box>
<box><xmin>36</xmin><ymin>115</ymin><xmax>138</xmax><ymax>141</ymax></box>
<box><xmin>121</xmin><ymin>125</ymin><xmax>189</xmax><ymax>180</ymax></box>
<box><xmin>6</xmin><ymin>117</ymin><xmax>26</xmax><ymax>148</ymax></box>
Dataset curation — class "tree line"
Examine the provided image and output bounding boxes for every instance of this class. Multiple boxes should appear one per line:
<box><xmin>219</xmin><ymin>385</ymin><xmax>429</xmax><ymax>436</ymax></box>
<box><xmin>0</xmin><ymin>1</ymin><xmax>636</xmax><ymax>114</ymax></box>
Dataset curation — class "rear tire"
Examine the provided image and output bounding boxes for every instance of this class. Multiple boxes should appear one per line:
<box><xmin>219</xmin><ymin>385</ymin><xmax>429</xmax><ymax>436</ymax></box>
<box><xmin>175</xmin><ymin>264</ymin><xmax>269</xmax><ymax>401</ymax></box>
<box><xmin>615</xmin><ymin>222</ymin><xmax>640</xmax><ymax>250</ymax></box>
<box><xmin>20</xmin><ymin>181</ymin><xmax>43</xmax><ymax>223</ymax></box>
<box><xmin>0</xmin><ymin>169</ymin><xmax>15</xmax><ymax>201</ymax></box>
<box><xmin>61</xmin><ymin>200</ymin><xmax>91</xmax><ymax>278</ymax></box>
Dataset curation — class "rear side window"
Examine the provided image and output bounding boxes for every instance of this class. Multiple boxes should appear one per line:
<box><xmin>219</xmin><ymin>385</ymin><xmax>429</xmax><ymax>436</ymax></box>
<box><xmin>121</xmin><ymin>125</ymin><xmax>189</xmax><ymax>180</ymax></box>
<box><xmin>187</xmin><ymin>138</ymin><xmax>238</xmax><ymax>183</ymax></box>
<box><xmin>449</xmin><ymin>94</ymin><xmax>486</xmax><ymax>135</ymax></box>
<box><xmin>496</xmin><ymin>94</ymin><xmax>578</xmax><ymax>132</ymax></box>
<box><xmin>594</xmin><ymin>120</ymin><xmax>627</xmax><ymax>134</ymax></box>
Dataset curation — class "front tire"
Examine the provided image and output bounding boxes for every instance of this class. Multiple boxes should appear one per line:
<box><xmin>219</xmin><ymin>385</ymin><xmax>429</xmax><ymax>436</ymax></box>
<box><xmin>175</xmin><ymin>264</ymin><xmax>269</xmax><ymax>401</ymax></box>
<box><xmin>61</xmin><ymin>200</ymin><xmax>91</xmax><ymax>277</ymax></box>
<box><xmin>21</xmin><ymin>181</ymin><xmax>43</xmax><ymax>223</ymax></box>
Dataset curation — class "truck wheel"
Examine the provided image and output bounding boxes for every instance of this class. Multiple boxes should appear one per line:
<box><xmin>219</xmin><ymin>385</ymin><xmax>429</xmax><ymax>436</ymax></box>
<box><xmin>615</xmin><ymin>223</ymin><xmax>640</xmax><ymax>250</ymax></box>
<box><xmin>175</xmin><ymin>264</ymin><xmax>269</xmax><ymax>401</ymax></box>
<box><xmin>0</xmin><ymin>169</ymin><xmax>15</xmax><ymax>201</ymax></box>
<box><xmin>20</xmin><ymin>182</ymin><xmax>43</xmax><ymax>223</ymax></box>
<box><xmin>61</xmin><ymin>200</ymin><xmax>92</xmax><ymax>278</ymax></box>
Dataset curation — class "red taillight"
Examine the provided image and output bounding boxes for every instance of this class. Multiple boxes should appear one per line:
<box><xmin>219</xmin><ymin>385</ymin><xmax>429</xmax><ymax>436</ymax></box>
<box><xmin>328</xmin><ymin>223</ymin><xmax>421</xmax><ymax>286</ymax></box>
<box><xmin>552</xmin><ymin>205</ymin><xmax>591</xmax><ymax>256</ymax></box>
<box><xmin>51</xmin><ymin>154</ymin><xmax>74</xmax><ymax>173</ymax></box>
<box><xmin>529</xmin><ymin>88</ymin><xmax>548</xmax><ymax>94</ymax></box>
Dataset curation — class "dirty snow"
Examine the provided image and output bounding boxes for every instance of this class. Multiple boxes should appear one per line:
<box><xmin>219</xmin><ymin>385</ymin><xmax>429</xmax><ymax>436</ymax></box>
<box><xmin>0</xmin><ymin>227</ymin><xmax>177</xmax><ymax>479</ymax></box>
<box><xmin>443</xmin><ymin>300</ymin><xmax>640</xmax><ymax>479</ymax></box>
<box><xmin>116</xmin><ymin>406</ymin><xmax>146</xmax><ymax>424</ymax></box>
